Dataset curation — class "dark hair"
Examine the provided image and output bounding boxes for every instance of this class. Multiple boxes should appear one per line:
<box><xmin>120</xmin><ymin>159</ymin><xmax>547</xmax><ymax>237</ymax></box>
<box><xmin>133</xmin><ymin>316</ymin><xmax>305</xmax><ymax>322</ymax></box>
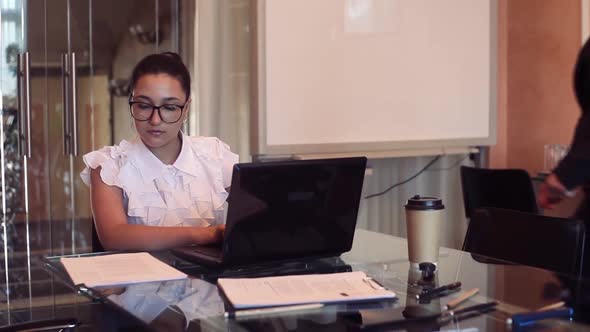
<box><xmin>129</xmin><ymin>52</ymin><xmax>191</xmax><ymax>100</ymax></box>
<box><xmin>574</xmin><ymin>39</ymin><xmax>590</xmax><ymax>114</ymax></box>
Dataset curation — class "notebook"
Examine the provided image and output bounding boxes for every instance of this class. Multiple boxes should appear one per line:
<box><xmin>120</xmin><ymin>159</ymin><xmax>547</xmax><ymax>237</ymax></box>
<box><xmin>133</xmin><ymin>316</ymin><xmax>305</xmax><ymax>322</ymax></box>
<box><xmin>60</xmin><ymin>252</ymin><xmax>187</xmax><ymax>287</ymax></box>
<box><xmin>172</xmin><ymin>157</ymin><xmax>367</xmax><ymax>267</ymax></box>
<box><xmin>218</xmin><ymin>271</ymin><xmax>396</xmax><ymax>310</ymax></box>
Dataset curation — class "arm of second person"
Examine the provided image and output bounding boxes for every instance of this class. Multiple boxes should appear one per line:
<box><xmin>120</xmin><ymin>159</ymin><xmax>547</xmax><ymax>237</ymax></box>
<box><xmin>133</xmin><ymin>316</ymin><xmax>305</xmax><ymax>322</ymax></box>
<box><xmin>538</xmin><ymin>173</ymin><xmax>573</xmax><ymax>209</ymax></box>
<box><xmin>553</xmin><ymin>112</ymin><xmax>590</xmax><ymax>189</ymax></box>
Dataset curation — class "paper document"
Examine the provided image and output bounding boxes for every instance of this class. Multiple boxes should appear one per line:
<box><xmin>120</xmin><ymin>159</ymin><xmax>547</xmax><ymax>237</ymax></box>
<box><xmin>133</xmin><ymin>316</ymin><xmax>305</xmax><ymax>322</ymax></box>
<box><xmin>60</xmin><ymin>252</ymin><xmax>187</xmax><ymax>287</ymax></box>
<box><xmin>218</xmin><ymin>271</ymin><xmax>396</xmax><ymax>309</ymax></box>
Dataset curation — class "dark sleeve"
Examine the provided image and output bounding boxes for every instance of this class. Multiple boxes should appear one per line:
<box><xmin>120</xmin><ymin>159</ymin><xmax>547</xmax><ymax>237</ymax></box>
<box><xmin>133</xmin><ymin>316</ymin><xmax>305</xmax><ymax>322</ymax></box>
<box><xmin>553</xmin><ymin>111</ymin><xmax>590</xmax><ymax>189</ymax></box>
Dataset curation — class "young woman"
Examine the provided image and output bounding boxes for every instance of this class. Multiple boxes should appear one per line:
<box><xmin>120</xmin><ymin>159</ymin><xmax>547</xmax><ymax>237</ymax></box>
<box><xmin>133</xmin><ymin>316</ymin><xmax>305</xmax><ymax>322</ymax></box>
<box><xmin>81</xmin><ymin>52</ymin><xmax>238</xmax><ymax>251</ymax></box>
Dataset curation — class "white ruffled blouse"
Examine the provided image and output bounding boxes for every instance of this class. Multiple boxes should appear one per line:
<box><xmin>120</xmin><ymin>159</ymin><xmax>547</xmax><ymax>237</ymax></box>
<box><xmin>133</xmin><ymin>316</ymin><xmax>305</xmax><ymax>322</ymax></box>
<box><xmin>80</xmin><ymin>133</ymin><xmax>239</xmax><ymax>227</ymax></box>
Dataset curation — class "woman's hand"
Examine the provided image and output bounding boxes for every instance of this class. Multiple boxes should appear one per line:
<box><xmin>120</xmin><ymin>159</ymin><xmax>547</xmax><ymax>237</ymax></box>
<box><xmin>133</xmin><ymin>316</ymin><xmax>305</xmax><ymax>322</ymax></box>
<box><xmin>191</xmin><ymin>225</ymin><xmax>225</xmax><ymax>245</ymax></box>
<box><xmin>538</xmin><ymin>174</ymin><xmax>569</xmax><ymax>209</ymax></box>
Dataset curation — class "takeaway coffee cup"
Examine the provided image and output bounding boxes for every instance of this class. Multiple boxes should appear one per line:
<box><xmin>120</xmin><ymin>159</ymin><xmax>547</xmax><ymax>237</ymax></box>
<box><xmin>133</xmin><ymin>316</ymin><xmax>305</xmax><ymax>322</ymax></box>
<box><xmin>404</xmin><ymin>195</ymin><xmax>445</xmax><ymax>268</ymax></box>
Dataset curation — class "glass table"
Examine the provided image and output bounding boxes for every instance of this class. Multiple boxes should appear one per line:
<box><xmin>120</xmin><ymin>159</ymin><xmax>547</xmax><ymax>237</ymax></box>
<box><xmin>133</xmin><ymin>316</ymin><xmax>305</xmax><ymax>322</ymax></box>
<box><xmin>39</xmin><ymin>229</ymin><xmax>590</xmax><ymax>331</ymax></box>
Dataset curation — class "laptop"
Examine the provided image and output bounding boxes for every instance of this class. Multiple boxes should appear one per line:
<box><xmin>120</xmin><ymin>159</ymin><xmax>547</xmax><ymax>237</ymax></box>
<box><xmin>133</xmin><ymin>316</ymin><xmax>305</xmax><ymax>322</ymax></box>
<box><xmin>172</xmin><ymin>157</ymin><xmax>367</xmax><ymax>267</ymax></box>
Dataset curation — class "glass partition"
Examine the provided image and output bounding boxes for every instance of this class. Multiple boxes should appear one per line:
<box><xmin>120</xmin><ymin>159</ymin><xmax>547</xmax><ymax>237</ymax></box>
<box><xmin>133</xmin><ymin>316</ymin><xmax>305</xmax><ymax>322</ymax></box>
<box><xmin>0</xmin><ymin>0</ymin><xmax>185</xmax><ymax>319</ymax></box>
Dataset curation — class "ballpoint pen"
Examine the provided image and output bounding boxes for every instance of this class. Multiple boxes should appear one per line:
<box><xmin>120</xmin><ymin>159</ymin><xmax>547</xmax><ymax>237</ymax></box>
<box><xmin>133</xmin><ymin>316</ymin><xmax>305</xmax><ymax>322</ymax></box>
<box><xmin>443</xmin><ymin>288</ymin><xmax>479</xmax><ymax>310</ymax></box>
<box><xmin>416</xmin><ymin>281</ymin><xmax>462</xmax><ymax>300</ymax></box>
<box><xmin>535</xmin><ymin>301</ymin><xmax>565</xmax><ymax>312</ymax></box>
<box><xmin>437</xmin><ymin>301</ymin><xmax>499</xmax><ymax>325</ymax></box>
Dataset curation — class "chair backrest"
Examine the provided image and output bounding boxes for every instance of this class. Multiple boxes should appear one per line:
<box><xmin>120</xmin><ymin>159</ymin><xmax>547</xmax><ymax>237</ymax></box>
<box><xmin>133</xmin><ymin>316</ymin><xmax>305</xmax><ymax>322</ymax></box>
<box><xmin>460</xmin><ymin>166</ymin><xmax>538</xmax><ymax>219</ymax></box>
<box><xmin>463</xmin><ymin>207</ymin><xmax>586</xmax><ymax>276</ymax></box>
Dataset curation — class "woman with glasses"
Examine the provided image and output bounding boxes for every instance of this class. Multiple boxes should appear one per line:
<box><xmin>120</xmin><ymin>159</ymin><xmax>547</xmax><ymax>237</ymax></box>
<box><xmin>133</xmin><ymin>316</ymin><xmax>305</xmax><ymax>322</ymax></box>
<box><xmin>80</xmin><ymin>52</ymin><xmax>238</xmax><ymax>251</ymax></box>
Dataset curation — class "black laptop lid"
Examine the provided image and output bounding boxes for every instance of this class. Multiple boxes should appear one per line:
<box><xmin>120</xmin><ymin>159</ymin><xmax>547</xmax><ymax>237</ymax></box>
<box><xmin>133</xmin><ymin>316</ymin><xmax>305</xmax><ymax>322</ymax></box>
<box><xmin>222</xmin><ymin>157</ymin><xmax>367</xmax><ymax>265</ymax></box>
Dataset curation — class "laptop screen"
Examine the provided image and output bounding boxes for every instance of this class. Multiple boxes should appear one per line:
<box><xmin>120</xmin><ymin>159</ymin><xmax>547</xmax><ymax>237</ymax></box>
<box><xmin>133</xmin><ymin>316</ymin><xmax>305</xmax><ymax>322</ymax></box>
<box><xmin>223</xmin><ymin>157</ymin><xmax>367</xmax><ymax>265</ymax></box>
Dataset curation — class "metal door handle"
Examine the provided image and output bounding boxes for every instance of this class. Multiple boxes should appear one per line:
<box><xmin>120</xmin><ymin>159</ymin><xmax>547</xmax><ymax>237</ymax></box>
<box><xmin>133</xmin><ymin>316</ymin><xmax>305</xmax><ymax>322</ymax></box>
<box><xmin>70</xmin><ymin>52</ymin><xmax>78</xmax><ymax>156</ymax></box>
<box><xmin>24</xmin><ymin>52</ymin><xmax>32</xmax><ymax>159</ymax></box>
<box><xmin>16</xmin><ymin>53</ymin><xmax>24</xmax><ymax>157</ymax></box>
<box><xmin>61</xmin><ymin>53</ymin><xmax>70</xmax><ymax>155</ymax></box>
<box><xmin>16</xmin><ymin>52</ymin><xmax>31</xmax><ymax>158</ymax></box>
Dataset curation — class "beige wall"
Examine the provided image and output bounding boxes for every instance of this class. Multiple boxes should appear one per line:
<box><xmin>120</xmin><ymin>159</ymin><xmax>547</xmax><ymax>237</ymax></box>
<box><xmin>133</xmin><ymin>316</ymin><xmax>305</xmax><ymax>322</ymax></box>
<box><xmin>491</xmin><ymin>0</ymin><xmax>582</xmax><ymax>174</ymax></box>
<box><xmin>491</xmin><ymin>0</ymin><xmax>585</xmax><ymax>306</ymax></box>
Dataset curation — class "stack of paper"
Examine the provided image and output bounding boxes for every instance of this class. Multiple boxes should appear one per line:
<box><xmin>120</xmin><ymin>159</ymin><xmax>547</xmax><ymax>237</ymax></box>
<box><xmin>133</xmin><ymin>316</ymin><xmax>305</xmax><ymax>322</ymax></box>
<box><xmin>60</xmin><ymin>252</ymin><xmax>187</xmax><ymax>287</ymax></box>
<box><xmin>218</xmin><ymin>271</ymin><xmax>396</xmax><ymax>309</ymax></box>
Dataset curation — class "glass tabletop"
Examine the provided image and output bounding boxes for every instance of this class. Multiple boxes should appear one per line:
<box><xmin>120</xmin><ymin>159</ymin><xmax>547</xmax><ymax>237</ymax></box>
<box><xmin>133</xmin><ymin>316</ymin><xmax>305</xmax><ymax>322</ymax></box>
<box><xmin>43</xmin><ymin>229</ymin><xmax>590</xmax><ymax>332</ymax></box>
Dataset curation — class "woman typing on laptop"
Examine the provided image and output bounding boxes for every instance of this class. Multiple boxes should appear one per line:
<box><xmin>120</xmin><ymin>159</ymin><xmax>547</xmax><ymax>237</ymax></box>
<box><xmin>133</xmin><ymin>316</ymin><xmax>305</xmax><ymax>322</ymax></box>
<box><xmin>80</xmin><ymin>53</ymin><xmax>239</xmax><ymax>251</ymax></box>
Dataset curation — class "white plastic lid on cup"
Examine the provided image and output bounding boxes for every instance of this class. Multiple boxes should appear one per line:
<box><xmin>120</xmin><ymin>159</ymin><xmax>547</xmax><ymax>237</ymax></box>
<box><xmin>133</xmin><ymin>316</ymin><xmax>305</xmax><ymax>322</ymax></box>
<box><xmin>405</xmin><ymin>195</ymin><xmax>445</xmax><ymax>211</ymax></box>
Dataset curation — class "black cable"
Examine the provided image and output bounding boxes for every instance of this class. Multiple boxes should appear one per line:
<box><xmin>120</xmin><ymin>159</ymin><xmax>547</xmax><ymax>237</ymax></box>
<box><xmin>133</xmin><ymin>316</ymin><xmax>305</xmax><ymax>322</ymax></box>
<box><xmin>427</xmin><ymin>155</ymin><xmax>470</xmax><ymax>172</ymax></box>
<box><xmin>364</xmin><ymin>155</ymin><xmax>442</xmax><ymax>199</ymax></box>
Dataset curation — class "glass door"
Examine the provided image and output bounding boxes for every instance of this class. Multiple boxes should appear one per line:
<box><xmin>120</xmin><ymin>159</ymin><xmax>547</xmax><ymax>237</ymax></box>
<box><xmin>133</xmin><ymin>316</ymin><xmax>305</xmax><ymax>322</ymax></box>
<box><xmin>43</xmin><ymin>0</ymin><xmax>76</xmax><ymax>255</ymax></box>
<box><xmin>0</xmin><ymin>0</ymin><xmax>185</xmax><ymax>319</ymax></box>
<box><xmin>1</xmin><ymin>0</ymin><xmax>26</xmax><ymax>314</ymax></box>
<box><xmin>2</xmin><ymin>0</ymin><xmax>185</xmax><ymax>253</ymax></box>
<box><xmin>1</xmin><ymin>0</ymin><xmax>60</xmax><ymax>318</ymax></box>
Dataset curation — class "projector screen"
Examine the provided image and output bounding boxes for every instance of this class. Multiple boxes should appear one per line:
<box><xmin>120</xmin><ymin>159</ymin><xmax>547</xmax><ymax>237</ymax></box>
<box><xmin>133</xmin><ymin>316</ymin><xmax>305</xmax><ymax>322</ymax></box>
<box><xmin>251</xmin><ymin>0</ymin><xmax>497</xmax><ymax>156</ymax></box>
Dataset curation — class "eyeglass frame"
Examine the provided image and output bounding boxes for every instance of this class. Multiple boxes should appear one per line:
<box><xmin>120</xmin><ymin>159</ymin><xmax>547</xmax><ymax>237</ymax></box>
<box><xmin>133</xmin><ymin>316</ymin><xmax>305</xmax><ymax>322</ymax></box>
<box><xmin>128</xmin><ymin>98</ymin><xmax>190</xmax><ymax>124</ymax></box>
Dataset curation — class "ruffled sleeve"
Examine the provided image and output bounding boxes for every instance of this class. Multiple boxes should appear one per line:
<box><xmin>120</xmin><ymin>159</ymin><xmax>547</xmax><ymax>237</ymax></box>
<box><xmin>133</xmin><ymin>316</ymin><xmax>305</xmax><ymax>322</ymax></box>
<box><xmin>218</xmin><ymin>139</ymin><xmax>240</xmax><ymax>188</ymax></box>
<box><xmin>184</xmin><ymin>137</ymin><xmax>239</xmax><ymax>213</ymax></box>
<box><xmin>80</xmin><ymin>142</ymin><xmax>130</xmax><ymax>188</ymax></box>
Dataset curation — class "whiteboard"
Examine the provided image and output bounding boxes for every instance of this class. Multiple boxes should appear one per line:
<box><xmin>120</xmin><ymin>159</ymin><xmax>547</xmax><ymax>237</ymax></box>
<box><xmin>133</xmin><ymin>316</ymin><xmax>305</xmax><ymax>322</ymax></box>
<box><xmin>251</xmin><ymin>0</ymin><xmax>497</xmax><ymax>156</ymax></box>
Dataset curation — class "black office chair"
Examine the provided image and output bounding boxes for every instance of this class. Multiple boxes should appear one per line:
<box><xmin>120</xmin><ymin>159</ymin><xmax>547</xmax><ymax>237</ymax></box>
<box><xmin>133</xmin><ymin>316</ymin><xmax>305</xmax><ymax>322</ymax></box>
<box><xmin>460</xmin><ymin>166</ymin><xmax>538</xmax><ymax>219</ymax></box>
<box><xmin>463</xmin><ymin>207</ymin><xmax>586</xmax><ymax>276</ymax></box>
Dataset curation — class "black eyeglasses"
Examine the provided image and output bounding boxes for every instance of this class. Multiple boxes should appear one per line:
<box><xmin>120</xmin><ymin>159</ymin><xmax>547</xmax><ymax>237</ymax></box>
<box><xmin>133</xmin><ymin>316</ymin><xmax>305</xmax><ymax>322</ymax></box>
<box><xmin>128</xmin><ymin>99</ymin><xmax>189</xmax><ymax>123</ymax></box>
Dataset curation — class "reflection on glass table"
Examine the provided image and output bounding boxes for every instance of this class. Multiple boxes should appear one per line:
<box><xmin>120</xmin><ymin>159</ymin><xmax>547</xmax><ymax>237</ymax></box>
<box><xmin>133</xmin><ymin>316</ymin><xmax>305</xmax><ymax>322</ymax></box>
<box><xmin>43</xmin><ymin>229</ymin><xmax>590</xmax><ymax>332</ymax></box>
<box><xmin>98</xmin><ymin>278</ymin><xmax>224</xmax><ymax>330</ymax></box>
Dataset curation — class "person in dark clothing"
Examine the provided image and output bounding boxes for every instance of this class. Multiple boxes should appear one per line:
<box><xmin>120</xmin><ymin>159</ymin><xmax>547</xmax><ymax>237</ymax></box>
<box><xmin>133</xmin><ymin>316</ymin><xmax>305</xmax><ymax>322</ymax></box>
<box><xmin>538</xmin><ymin>39</ymin><xmax>590</xmax><ymax>222</ymax></box>
<box><xmin>538</xmin><ymin>40</ymin><xmax>590</xmax><ymax>318</ymax></box>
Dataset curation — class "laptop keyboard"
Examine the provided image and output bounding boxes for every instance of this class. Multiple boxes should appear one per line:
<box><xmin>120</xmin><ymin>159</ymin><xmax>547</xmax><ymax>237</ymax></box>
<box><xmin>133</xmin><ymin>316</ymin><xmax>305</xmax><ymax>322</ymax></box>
<box><xmin>191</xmin><ymin>245</ymin><xmax>223</xmax><ymax>258</ymax></box>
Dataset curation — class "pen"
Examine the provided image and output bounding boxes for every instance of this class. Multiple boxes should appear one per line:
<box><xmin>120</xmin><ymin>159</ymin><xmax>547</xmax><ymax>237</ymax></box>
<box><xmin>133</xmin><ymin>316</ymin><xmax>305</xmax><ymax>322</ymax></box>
<box><xmin>451</xmin><ymin>301</ymin><xmax>498</xmax><ymax>316</ymax></box>
<box><xmin>535</xmin><ymin>301</ymin><xmax>565</xmax><ymax>312</ymax></box>
<box><xmin>443</xmin><ymin>288</ymin><xmax>479</xmax><ymax>310</ymax></box>
<box><xmin>224</xmin><ymin>303</ymin><xmax>325</xmax><ymax>319</ymax></box>
<box><xmin>416</xmin><ymin>281</ymin><xmax>462</xmax><ymax>299</ymax></box>
<box><xmin>506</xmin><ymin>307</ymin><xmax>574</xmax><ymax>328</ymax></box>
<box><xmin>438</xmin><ymin>301</ymin><xmax>498</xmax><ymax>325</ymax></box>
